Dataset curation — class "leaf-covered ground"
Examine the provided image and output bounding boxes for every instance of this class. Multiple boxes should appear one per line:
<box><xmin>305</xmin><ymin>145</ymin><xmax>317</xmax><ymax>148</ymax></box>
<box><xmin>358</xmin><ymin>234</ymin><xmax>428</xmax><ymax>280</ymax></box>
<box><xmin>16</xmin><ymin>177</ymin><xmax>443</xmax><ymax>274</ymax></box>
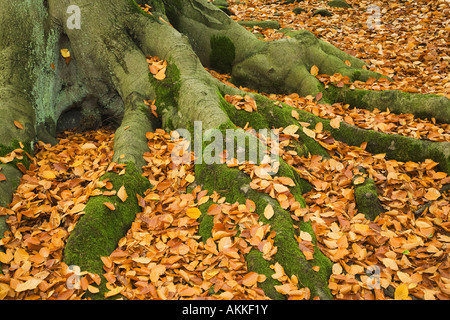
<box><xmin>0</xmin><ymin>0</ymin><xmax>448</xmax><ymax>300</ymax></box>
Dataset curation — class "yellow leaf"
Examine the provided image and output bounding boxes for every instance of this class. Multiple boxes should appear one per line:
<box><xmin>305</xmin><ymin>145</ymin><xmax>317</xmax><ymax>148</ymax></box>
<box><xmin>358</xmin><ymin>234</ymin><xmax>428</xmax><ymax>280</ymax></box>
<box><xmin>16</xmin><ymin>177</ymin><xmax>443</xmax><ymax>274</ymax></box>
<box><xmin>41</xmin><ymin>170</ymin><xmax>56</xmax><ymax>180</ymax></box>
<box><xmin>15</xmin><ymin>278</ymin><xmax>42</xmax><ymax>292</ymax></box>
<box><xmin>302</xmin><ymin>127</ymin><xmax>316</xmax><ymax>139</ymax></box>
<box><xmin>117</xmin><ymin>185</ymin><xmax>128</xmax><ymax>202</ymax></box>
<box><xmin>394</xmin><ymin>284</ymin><xmax>409</xmax><ymax>300</ymax></box>
<box><xmin>0</xmin><ymin>283</ymin><xmax>9</xmax><ymax>300</ymax></box>
<box><xmin>185</xmin><ymin>174</ymin><xmax>195</xmax><ymax>183</ymax></box>
<box><xmin>300</xmin><ymin>231</ymin><xmax>313</xmax><ymax>242</ymax></box>
<box><xmin>186</xmin><ymin>207</ymin><xmax>202</xmax><ymax>219</ymax></box>
<box><xmin>60</xmin><ymin>49</ymin><xmax>71</xmax><ymax>58</ymax></box>
<box><xmin>310</xmin><ymin>65</ymin><xmax>319</xmax><ymax>76</ymax></box>
<box><xmin>104</xmin><ymin>286</ymin><xmax>124</xmax><ymax>298</ymax></box>
<box><xmin>283</xmin><ymin>124</ymin><xmax>299</xmax><ymax>136</ymax></box>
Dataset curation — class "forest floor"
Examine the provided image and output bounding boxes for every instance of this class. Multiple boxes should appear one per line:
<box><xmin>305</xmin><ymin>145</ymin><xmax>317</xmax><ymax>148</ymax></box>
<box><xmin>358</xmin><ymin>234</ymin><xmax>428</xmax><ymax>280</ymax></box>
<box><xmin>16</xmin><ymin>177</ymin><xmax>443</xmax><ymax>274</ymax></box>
<box><xmin>0</xmin><ymin>0</ymin><xmax>448</xmax><ymax>300</ymax></box>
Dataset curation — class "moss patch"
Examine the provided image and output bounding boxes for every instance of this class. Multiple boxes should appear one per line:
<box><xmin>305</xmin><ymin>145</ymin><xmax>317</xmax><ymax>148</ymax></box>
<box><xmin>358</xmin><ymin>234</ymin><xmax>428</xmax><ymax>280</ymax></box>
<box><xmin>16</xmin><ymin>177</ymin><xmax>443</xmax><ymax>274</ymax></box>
<box><xmin>210</xmin><ymin>35</ymin><xmax>236</xmax><ymax>74</ymax></box>
<box><xmin>353</xmin><ymin>176</ymin><xmax>383</xmax><ymax>221</ymax></box>
<box><xmin>0</xmin><ymin>139</ymin><xmax>33</xmax><ymax>169</ymax></box>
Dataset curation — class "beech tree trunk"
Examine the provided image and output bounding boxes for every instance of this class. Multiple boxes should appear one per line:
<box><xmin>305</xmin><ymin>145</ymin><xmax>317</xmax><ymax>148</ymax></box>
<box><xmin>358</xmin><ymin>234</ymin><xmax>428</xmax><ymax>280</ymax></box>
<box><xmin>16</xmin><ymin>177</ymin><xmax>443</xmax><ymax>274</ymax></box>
<box><xmin>0</xmin><ymin>0</ymin><xmax>448</xmax><ymax>300</ymax></box>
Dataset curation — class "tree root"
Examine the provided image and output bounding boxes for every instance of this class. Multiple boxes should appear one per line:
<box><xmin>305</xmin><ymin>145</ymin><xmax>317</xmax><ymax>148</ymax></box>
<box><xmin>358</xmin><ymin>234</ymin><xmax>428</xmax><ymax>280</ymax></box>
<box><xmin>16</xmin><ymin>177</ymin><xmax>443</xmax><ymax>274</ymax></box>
<box><xmin>64</xmin><ymin>162</ymin><xmax>151</xmax><ymax>298</ymax></box>
<box><xmin>195</xmin><ymin>162</ymin><xmax>333</xmax><ymax>300</ymax></box>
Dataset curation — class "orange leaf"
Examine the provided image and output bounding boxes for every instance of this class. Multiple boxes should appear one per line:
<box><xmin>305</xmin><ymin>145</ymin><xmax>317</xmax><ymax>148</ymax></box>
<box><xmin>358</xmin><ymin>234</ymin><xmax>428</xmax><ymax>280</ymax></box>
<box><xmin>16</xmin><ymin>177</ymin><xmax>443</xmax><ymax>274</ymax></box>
<box><xmin>41</xmin><ymin>170</ymin><xmax>56</xmax><ymax>180</ymax></box>
<box><xmin>14</xmin><ymin>121</ymin><xmax>24</xmax><ymax>130</ymax></box>
<box><xmin>104</xmin><ymin>202</ymin><xmax>116</xmax><ymax>211</ymax></box>
<box><xmin>264</xmin><ymin>204</ymin><xmax>274</xmax><ymax>220</ymax></box>
<box><xmin>207</xmin><ymin>204</ymin><xmax>221</xmax><ymax>216</ymax></box>
<box><xmin>154</xmin><ymin>68</ymin><xmax>166</xmax><ymax>80</ymax></box>
<box><xmin>310</xmin><ymin>65</ymin><xmax>319</xmax><ymax>76</ymax></box>
<box><xmin>424</xmin><ymin>188</ymin><xmax>440</xmax><ymax>201</ymax></box>
<box><xmin>186</xmin><ymin>207</ymin><xmax>202</xmax><ymax>219</ymax></box>
<box><xmin>242</xmin><ymin>272</ymin><xmax>259</xmax><ymax>287</ymax></box>
<box><xmin>0</xmin><ymin>173</ymin><xmax>5</xmax><ymax>182</ymax></box>
<box><xmin>117</xmin><ymin>185</ymin><xmax>128</xmax><ymax>202</ymax></box>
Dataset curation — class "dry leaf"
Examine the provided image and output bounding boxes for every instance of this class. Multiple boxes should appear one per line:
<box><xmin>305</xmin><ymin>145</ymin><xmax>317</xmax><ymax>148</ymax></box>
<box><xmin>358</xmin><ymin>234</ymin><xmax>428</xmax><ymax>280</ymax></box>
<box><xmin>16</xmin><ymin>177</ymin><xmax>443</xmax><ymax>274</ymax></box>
<box><xmin>14</xmin><ymin>120</ymin><xmax>24</xmax><ymax>130</ymax></box>
<box><xmin>394</xmin><ymin>284</ymin><xmax>409</xmax><ymax>300</ymax></box>
<box><xmin>310</xmin><ymin>65</ymin><xmax>319</xmax><ymax>76</ymax></box>
<box><xmin>104</xmin><ymin>202</ymin><xmax>116</xmax><ymax>211</ymax></box>
<box><xmin>424</xmin><ymin>188</ymin><xmax>440</xmax><ymax>201</ymax></box>
<box><xmin>117</xmin><ymin>185</ymin><xmax>128</xmax><ymax>202</ymax></box>
<box><xmin>264</xmin><ymin>204</ymin><xmax>274</xmax><ymax>219</ymax></box>
<box><xmin>186</xmin><ymin>207</ymin><xmax>202</xmax><ymax>219</ymax></box>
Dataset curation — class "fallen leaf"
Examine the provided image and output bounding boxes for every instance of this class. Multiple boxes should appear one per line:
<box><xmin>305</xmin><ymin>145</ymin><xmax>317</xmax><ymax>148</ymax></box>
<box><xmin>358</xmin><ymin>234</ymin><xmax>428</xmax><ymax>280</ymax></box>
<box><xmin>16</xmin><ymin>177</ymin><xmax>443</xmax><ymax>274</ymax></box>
<box><xmin>14</xmin><ymin>121</ymin><xmax>24</xmax><ymax>130</ymax></box>
<box><xmin>117</xmin><ymin>185</ymin><xmax>128</xmax><ymax>202</ymax></box>
<box><xmin>394</xmin><ymin>284</ymin><xmax>409</xmax><ymax>300</ymax></box>
<box><xmin>104</xmin><ymin>202</ymin><xmax>116</xmax><ymax>211</ymax></box>
<box><xmin>186</xmin><ymin>207</ymin><xmax>202</xmax><ymax>219</ymax></box>
<box><xmin>330</xmin><ymin>118</ymin><xmax>341</xmax><ymax>129</ymax></box>
<box><xmin>424</xmin><ymin>188</ymin><xmax>440</xmax><ymax>201</ymax></box>
<box><xmin>264</xmin><ymin>204</ymin><xmax>274</xmax><ymax>219</ymax></box>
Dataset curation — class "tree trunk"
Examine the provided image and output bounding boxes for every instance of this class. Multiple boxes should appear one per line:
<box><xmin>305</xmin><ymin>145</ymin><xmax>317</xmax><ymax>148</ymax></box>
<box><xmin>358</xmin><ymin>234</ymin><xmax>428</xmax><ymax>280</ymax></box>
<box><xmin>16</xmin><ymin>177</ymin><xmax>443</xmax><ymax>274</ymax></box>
<box><xmin>0</xmin><ymin>0</ymin><xmax>448</xmax><ymax>300</ymax></box>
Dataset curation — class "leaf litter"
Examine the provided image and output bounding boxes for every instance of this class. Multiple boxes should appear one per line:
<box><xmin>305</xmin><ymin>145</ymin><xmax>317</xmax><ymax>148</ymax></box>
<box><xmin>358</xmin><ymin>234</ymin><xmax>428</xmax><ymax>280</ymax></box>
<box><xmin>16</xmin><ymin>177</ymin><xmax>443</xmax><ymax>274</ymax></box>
<box><xmin>0</xmin><ymin>0</ymin><xmax>449</xmax><ymax>301</ymax></box>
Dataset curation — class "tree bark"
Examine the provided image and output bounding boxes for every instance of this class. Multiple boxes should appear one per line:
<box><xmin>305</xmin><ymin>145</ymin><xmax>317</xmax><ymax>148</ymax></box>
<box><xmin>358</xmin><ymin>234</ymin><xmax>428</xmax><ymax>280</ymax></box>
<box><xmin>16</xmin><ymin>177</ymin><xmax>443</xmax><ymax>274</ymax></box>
<box><xmin>0</xmin><ymin>0</ymin><xmax>448</xmax><ymax>300</ymax></box>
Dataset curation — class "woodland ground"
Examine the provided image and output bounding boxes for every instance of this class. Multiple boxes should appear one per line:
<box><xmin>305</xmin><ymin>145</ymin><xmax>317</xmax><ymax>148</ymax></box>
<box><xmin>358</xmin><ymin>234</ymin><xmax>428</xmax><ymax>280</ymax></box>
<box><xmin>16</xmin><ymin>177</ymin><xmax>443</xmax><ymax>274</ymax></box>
<box><xmin>0</xmin><ymin>0</ymin><xmax>448</xmax><ymax>300</ymax></box>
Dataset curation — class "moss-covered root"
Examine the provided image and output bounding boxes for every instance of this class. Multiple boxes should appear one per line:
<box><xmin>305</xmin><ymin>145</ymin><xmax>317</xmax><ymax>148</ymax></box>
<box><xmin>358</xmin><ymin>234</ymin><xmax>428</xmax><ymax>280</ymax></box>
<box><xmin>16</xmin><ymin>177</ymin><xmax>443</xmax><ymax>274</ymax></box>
<box><xmin>327</xmin><ymin>86</ymin><xmax>450</xmax><ymax>124</ymax></box>
<box><xmin>195</xmin><ymin>163</ymin><xmax>333</xmax><ymax>300</ymax></box>
<box><xmin>216</xmin><ymin>85</ymin><xmax>330</xmax><ymax>159</ymax></box>
<box><xmin>63</xmin><ymin>162</ymin><xmax>151</xmax><ymax>299</ymax></box>
<box><xmin>219</xmin><ymin>88</ymin><xmax>450</xmax><ymax>175</ymax></box>
<box><xmin>352</xmin><ymin>168</ymin><xmax>383</xmax><ymax>221</ymax></box>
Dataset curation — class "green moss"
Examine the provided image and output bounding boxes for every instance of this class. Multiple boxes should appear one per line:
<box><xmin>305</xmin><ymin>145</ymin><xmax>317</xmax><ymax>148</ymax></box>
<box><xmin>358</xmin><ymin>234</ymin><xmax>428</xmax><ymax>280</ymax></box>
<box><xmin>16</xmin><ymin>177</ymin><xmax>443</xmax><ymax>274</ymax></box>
<box><xmin>210</xmin><ymin>35</ymin><xmax>236</xmax><ymax>74</ymax></box>
<box><xmin>327</xmin><ymin>0</ymin><xmax>351</xmax><ymax>8</ymax></box>
<box><xmin>64</xmin><ymin>162</ymin><xmax>151</xmax><ymax>299</ymax></box>
<box><xmin>0</xmin><ymin>139</ymin><xmax>33</xmax><ymax>169</ymax></box>
<box><xmin>198</xmin><ymin>200</ymin><xmax>215</xmax><ymax>242</ymax></box>
<box><xmin>246</xmin><ymin>249</ymin><xmax>285</xmax><ymax>300</ymax></box>
<box><xmin>354</xmin><ymin>177</ymin><xmax>383</xmax><ymax>221</ymax></box>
